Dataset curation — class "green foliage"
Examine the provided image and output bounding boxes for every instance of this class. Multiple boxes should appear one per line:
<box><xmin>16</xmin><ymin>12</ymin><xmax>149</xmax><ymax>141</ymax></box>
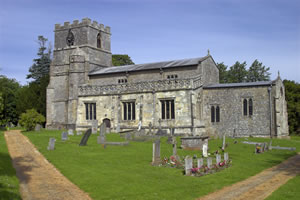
<box><xmin>19</xmin><ymin>109</ymin><xmax>45</xmax><ymax>131</ymax></box>
<box><xmin>0</xmin><ymin>76</ymin><xmax>21</xmax><ymax>126</ymax></box>
<box><xmin>247</xmin><ymin>59</ymin><xmax>270</xmax><ymax>82</ymax></box>
<box><xmin>27</xmin><ymin>36</ymin><xmax>52</xmax><ymax>82</ymax></box>
<box><xmin>112</xmin><ymin>54</ymin><xmax>134</xmax><ymax>66</ymax></box>
<box><xmin>0</xmin><ymin>131</ymin><xmax>21</xmax><ymax>199</ymax></box>
<box><xmin>227</xmin><ymin>61</ymin><xmax>248</xmax><ymax>83</ymax></box>
<box><xmin>216</xmin><ymin>62</ymin><xmax>228</xmax><ymax>83</ymax></box>
<box><xmin>283</xmin><ymin>80</ymin><xmax>300</xmax><ymax>135</ymax></box>
<box><xmin>24</xmin><ymin>131</ymin><xmax>300</xmax><ymax>199</ymax></box>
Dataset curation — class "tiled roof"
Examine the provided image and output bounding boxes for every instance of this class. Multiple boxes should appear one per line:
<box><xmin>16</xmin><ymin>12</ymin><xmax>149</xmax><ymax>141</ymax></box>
<box><xmin>203</xmin><ymin>81</ymin><xmax>274</xmax><ymax>89</ymax></box>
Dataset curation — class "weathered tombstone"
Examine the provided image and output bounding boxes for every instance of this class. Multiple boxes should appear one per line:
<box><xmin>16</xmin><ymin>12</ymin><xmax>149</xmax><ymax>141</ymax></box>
<box><xmin>216</xmin><ymin>154</ymin><xmax>221</xmax><ymax>165</ymax></box>
<box><xmin>100</xmin><ymin>122</ymin><xmax>107</xmax><ymax>136</ymax></box>
<box><xmin>79</xmin><ymin>129</ymin><xmax>92</xmax><ymax>146</ymax></box>
<box><xmin>197</xmin><ymin>158</ymin><xmax>203</xmax><ymax>168</ymax></box>
<box><xmin>202</xmin><ymin>143</ymin><xmax>208</xmax><ymax>157</ymax></box>
<box><xmin>224</xmin><ymin>152</ymin><xmax>229</xmax><ymax>163</ymax></box>
<box><xmin>172</xmin><ymin>140</ymin><xmax>177</xmax><ymax>156</ymax></box>
<box><xmin>269</xmin><ymin>140</ymin><xmax>272</xmax><ymax>150</ymax></box>
<box><xmin>125</xmin><ymin>132</ymin><xmax>131</xmax><ymax>140</ymax></box>
<box><xmin>222</xmin><ymin>134</ymin><xmax>226</xmax><ymax>150</ymax></box>
<box><xmin>92</xmin><ymin>120</ymin><xmax>98</xmax><ymax>134</ymax></box>
<box><xmin>35</xmin><ymin>124</ymin><xmax>42</xmax><ymax>131</ymax></box>
<box><xmin>47</xmin><ymin>138</ymin><xmax>56</xmax><ymax>150</ymax></box>
<box><xmin>76</xmin><ymin>131</ymin><xmax>82</xmax><ymax>136</ymax></box>
<box><xmin>185</xmin><ymin>156</ymin><xmax>193</xmax><ymax>176</ymax></box>
<box><xmin>61</xmin><ymin>132</ymin><xmax>68</xmax><ymax>141</ymax></box>
<box><xmin>152</xmin><ymin>139</ymin><xmax>161</xmax><ymax>165</ymax></box>
<box><xmin>207</xmin><ymin>157</ymin><xmax>212</xmax><ymax>168</ymax></box>
<box><xmin>68</xmin><ymin>129</ymin><xmax>74</xmax><ymax>136</ymax></box>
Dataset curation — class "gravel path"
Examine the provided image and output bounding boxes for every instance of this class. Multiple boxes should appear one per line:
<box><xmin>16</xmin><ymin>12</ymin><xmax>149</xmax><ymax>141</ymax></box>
<box><xmin>4</xmin><ymin>130</ymin><xmax>92</xmax><ymax>200</ymax></box>
<box><xmin>197</xmin><ymin>152</ymin><xmax>300</xmax><ymax>200</ymax></box>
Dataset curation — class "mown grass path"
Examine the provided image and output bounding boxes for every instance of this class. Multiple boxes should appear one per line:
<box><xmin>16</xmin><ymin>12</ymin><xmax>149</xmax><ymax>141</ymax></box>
<box><xmin>198</xmin><ymin>152</ymin><xmax>300</xmax><ymax>200</ymax></box>
<box><xmin>4</xmin><ymin>130</ymin><xmax>92</xmax><ymax>200</ymax></box>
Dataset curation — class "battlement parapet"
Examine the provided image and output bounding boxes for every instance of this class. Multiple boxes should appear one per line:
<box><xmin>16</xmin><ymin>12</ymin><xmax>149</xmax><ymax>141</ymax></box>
<box><xmin>55</xmin><ymin>18</ymin><xmax>111</xmax><ymax>33</ymax></box>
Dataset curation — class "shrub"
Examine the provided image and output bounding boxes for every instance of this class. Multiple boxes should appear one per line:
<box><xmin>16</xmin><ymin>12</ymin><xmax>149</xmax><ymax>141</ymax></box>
<box><xmin>19</xmin><ymin>109</ymin><xmax>45</xmax><ymax>131</ymax></box>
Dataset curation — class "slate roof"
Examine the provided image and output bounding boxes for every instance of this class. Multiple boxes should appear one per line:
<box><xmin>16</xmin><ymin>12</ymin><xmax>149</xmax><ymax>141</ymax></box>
<box><xmin>203</xmin><ymin>81</ymin><xmax>274</xmax><ymax>89</ymax></box>
<box><xmin>89</xmin><ymin>56</ymin><xmax>210</xmax><ymax>76</ymax></box>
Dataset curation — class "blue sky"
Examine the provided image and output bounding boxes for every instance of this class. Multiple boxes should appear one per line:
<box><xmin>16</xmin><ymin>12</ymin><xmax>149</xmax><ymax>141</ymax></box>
<box><xmin>0</xmin><ymin>0</ymin><xmax>299</xmax><ymax>85</ymax></box>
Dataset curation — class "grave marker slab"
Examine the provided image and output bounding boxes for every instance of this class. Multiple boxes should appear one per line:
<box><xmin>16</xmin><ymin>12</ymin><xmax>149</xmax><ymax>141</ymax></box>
<box><xmin>68</xmin><ymin>129</ymin><xmax>74</xmax><ymax>136</ymax></box>
<box><xmin>61</xmin><ymin>132</ymin><xmax>68</xmax><ymax>141</ymax></box>
<box><xmin>100</xmin><ymin>122</ymin><xmax>106</xmax><ymax>136</ymax></box>
<box><xmin>172</xmin><ymin>141</ymin><xmax>177</xmax><ymax>156</ymax></box>
<box><xmin>202</xmin><ymin>143</ymin><xmax>208</xmax><ymax>157</ymax></box>
<box><xmin>92</xmin><ymin>120</ymin><xmax>98</xmax><ymax>134</ymax></box>
<box><xmin>185</xmin><ymin>156</ymin><xmax>193</xmax><ymax>176</ymax></box>
<box><xmin>224</xmin><ymin>152</ymin><xmax>229</xmax><ymax>163</ymax></box>
<box><xmin>207</xmin><ymin>157</ymin><xmax>212</xmax><ymax>168</ymax></box>
<box><xmin>216</xmin><ymin>154</ymin><xmax>221</xmax><ymax>165</ymax></box>
<box><xmin>79</xmin><ymin>129</ymin><xmax>92</xmax><ymax>146</ymax></box>
<box><xmin>35</xmin><ymin>124</ymin><xmax>42</xmax><ymax>131</ymax></box>
<box><xmin>47</xmin><ymin>138</ymin><xmax>56</xmax><ymax>150</ymax></box>
<box><xmin>197</xmin><ymin>158</ymin><xmax>203</xmax><ymax>168</ymax></box>
<box><xmin>152</xmin><ymin>139</ymin><xmax>161</xmax><ymax>165</ymax></box>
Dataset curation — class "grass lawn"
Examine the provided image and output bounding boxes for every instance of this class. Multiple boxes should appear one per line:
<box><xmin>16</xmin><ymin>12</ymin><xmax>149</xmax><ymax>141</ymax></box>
<box><xmin>0</xmin><ymin>131</ymin><xmax>21</xmax><ymax>200</ymax></box>
<box><xmin>24</xmin><ymin>130</ymin><xmax>300</xmax><ymax>200</ymax></box>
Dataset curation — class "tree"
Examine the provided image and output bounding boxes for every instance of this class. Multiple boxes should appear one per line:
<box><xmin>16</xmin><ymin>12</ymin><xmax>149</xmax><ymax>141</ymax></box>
<box><xmin>283</xmin><ymin>80</ymin><xmax>300</xmax><ymax>135</ymax></box>
<box><xmin>227</xmin><ymin>61</ymin><xmax>248</xmax><ymax>83</ymax></box>
<box><xmin>216</xmin><ymin>62</ymin><xmax>228</xmax><ymax>83</ymax></box>
<box><xmin>112</xmin><ymin>54</ymin><xmax>134</xmax><ymax>66</ymax></box>
<box><xmin>19</xmin><ymin>109</ymin><xmax>45</xmax><ymax>131</ymax></box>
<box><xmin>27</xmin><ymin>36</ymin><xmax>52</xmax><ymax>82</ymax></box>
<box><xmin>247</xmin><ymin>59</ymin><xmax>270</xmax><ymax>82</ymax></box>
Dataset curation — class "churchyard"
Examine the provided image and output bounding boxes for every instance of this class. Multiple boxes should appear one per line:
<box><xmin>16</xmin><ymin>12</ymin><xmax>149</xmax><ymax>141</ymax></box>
<box><xmin>1</xmin><ymin>128</ymin><xmax>300</xmax><ymax>199</ymax></box>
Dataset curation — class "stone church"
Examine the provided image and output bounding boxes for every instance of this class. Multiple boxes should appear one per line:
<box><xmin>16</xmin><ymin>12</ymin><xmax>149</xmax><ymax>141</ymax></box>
<box><xmin>46</xmin><ymin>18</ymin><xmax>289</xmax><ymax>138</ymax></box>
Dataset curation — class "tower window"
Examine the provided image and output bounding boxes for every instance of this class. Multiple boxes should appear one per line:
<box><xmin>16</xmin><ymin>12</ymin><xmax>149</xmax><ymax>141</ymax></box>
<box><xmin>66</xmin><ymin>30</ymin><xmax>74</xmax><ymax>46</ymax></box>
<box><xmin>97</xmin><ymin>33</ymin><xmax>101</xmax><ymax>48</ymax></box>
<box><xmin>123</xmin><ymin>102</ymin><xmax>135</xmax><ymax>120</ymax></box>
<box><xmin>161</xmin><ymin>100</ymin><xmax>175</xmax><ymax>119</ymax></box>
<box><xmin>85</xmin><ymin>103</ymin><xmax>96</xmax><ymax>120</ymax></box>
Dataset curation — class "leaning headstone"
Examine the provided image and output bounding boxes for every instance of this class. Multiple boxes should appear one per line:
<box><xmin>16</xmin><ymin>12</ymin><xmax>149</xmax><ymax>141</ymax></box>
<box><xmin>216</xmin><ymin>154</ymin><xmax>221</xmax><ymax>165</ymax></box>
<box><xmin>116</xmin><ymin>124</ymin><xmax>120</xmax><ymax>133</ymax></box>
<box><xmin>47</xmin><ymin>138</ymin><xmax>56</xmax><ymax>150</ymax></box>
<box><xmin>79</xmin><ymin>129</ymin><xmax>92</xmax><ymax>146</ymax></box>
<box><xmin>152</xmin><ymin>139</ymin><xmax>161</xmax><ymax>165</ymax></box>
<box><xmin>202</xmin><ymin>143</ymin><xmax>208</xmax><ymax>157</ymax></box>
<box><xmin>224</xmin><ymin>152</ymin><xmax>229</xmax><ymax>163</ymax></box>
<box><xmin>92</xmin><ymin>120</ymin><xmax>98</xmax><ymax>134</ymax></box>
<box><xmin>61</xmin><ymin>132</ymin><xmax>68</xmax><ymax>141</ymax></box>
<box><xmin>207</xmin><ymin>157</ymin><xmax>212</xmax><ymax>168</ymax></box>
<box><xmin>185</xmin><ymin>156</ymin><xmax>193</xmax><ymax>176</ymax></box>
<box><xmin>197</xmin><ymin>158</ymin><xmax>203</xmax><ymax>168</ymax></box>
<box><xmin>35</xmin><ymin>124</ymin><xmax>42</xmax><ymax>131</ymax></box>
<box><xmin>68</xmin><ymin>129</ymin><xmax>74</xmax><ymax>136</ymax></box>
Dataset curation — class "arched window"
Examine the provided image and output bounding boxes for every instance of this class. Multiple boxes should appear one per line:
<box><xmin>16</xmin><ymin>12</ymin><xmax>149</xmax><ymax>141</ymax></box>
<box><xmin>97</xmin><ymin>32</ymin><xmax>101</xmax><ymax>48</ymax></box>
<box><xmin>249</xmin><ymin>99</ymin><xmax>253</xmax><ymax>116</ymax></box>
<box><xmin>216</xmin><ymin>106</ymin><xmax>220</xmax><ymax>122</ymax></box>
<box><xmin>211</xmin><ymin>106</ymin><xmax>215</xmax><ymax>123</ymax></box>
<box><xmin>243</xmin><ymin>99</ymin><xmax>248</xmax><ymax>116</ymax></box>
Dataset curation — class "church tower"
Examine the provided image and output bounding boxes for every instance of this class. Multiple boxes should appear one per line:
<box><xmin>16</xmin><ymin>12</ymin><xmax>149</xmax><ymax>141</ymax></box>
<box><xmin>46</xmin><ymin>18</ymin><xmax>112</xmax><ymax>129</ymax></box>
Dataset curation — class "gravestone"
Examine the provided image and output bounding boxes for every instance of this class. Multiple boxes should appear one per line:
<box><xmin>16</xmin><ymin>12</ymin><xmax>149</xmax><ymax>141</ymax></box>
<box><xmin>97</xmin><ymin>135</ymin><xmax>106</xmax><ymax>144</ymax></box>
<box><xmin>61</xmin><ymin>132</ymin><xmax>68</xmax><ymax>141</ymax></box>
<box><xmin>216</xmin><ymin>154</ymin><xmax>221</xmax><ymax>165</ymax></box>
<box><xmin>76</xmin><ymin>131</ymin><xmax>82</xmax><ymax>136</ymax></box>
<box><xmin>255</xmin><ymin>144</ymin><xmax>262</xmax><ymax>153</ymax></box>
<box><xmin>202</xmin><ymin>143</ymin><xmax>208</xmax><ymax>157</ymax></box>
<box><xmin>79</xmin><ymin>129</ymin><xmax>92</xmax><ymax>146</ymax></box>
<box><xmin>100</xmin><ymin>122</ymin><xmax>107</xmax><ymax>136</ymax></box>
<box><xmin>35</xmin><ymin>124</ymin><xmax>42</xmax><ymax>131</ymax></box>
<box><xmin>68</xmin><ymin>129</ymin><xmax>74</xmax><ymax>136</ymax></box>
<box><xmin>269</xmin><ymin>140</ymin><xmax>272</xmax><ymax>150</ymax></box>
<box><xmin>138</xmin><ymin>121</ymin><xmax>142</xmax><ymax>131</ymax></box>
<box><xmin>47</xmin><ymin>138</ymin><xmax>56</xmax><ymax>150</ymax></box>
<box><xmin>181</xmin><ymin>136</ymin><xmax>209</xmax><ymax>150</ymax></box>
<box><xmin>185</xmin><ymin>156</ymin><xmax>193</xmax><ymax>176</ymax></box>
<box><xmin>197</xmin><ymin>158</ymin><xmax>203</xmax><ymax>168</ymax></box>
<box><xmin>92</xmin><ymin>120</ymin><xmax>98</xmax><ymax>134</ymax></box>
<box><xmin>224</xmin><ymin>152</ymin><xmax>229</xmax><ymax>163</ymax></box>
<box><xmin>207</xmin><ymin>157</ymin><xmax>212</xmax><ymax>168</ymax></box>
<box><xmin>125</xmin><ymin>132</ymin><xmax>132</xmax><ymax>140</ymax></box>
<box><xmin>152</xmin><ymin>139</ymin><xmax>161</xmax><ymax>165</ymax></box>
<box><xmin>222</xmin><ymin>134</ymin><xmax>226</xmax><ymax>150</ymax></box>
<box><xmin>172</xmin><ymin>139</ymin><xmax>177</xmax><ymax>156</ymax></box>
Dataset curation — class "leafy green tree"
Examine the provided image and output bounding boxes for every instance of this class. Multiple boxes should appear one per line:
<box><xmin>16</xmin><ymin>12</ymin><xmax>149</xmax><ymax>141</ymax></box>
<box><xmin>27</xmin><ymin>36</ymin><xmax>52</xmax><ymax>82</ymax></box>
<box><xmin>216</xmin><ymin>62</ymin><xmax>228</xmax><ymax>83</ymax></box>
<box><xmin>283</xmin><ymin>80</ymin><xmax>300</xmax><ymax>135</ymax></box>
<box><xmin>247</xmin><ymin>59</ymin><xmax>270</xmax><ymax>82</ymax></box>
<box><xmin>0</xmin><ymin>76</ymin><xmax>21</xmax><ymax>125</ymax></box>
<box><xmin>112</xmin><ymin>54</ymin><xmax>134</xmax><ymax>66</ymax></box>
<box><xmin>227</xmin><ymin>61</ymin><xmax>248</xmax><ymax>83</ymax></box>
<box><xmin>19</xmin><ymin>109</ymin><xmax>45</xmax><ymax>131</ymax></box>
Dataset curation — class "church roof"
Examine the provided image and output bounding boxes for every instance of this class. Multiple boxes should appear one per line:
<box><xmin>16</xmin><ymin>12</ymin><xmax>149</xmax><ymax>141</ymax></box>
<box><xmin>89</xmin><ymin>56</ymin><xmax>210</xmax><ymax>76</ymax></box>
<box><xmin>203</xmin><ymin>81</ymin><xmax>274</xmax><ymax>89</ymax></box>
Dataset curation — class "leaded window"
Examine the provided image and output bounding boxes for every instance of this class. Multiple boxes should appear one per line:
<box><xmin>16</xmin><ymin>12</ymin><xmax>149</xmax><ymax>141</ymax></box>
<box><xmin>123</xmin><ymin>102</ymin><xmax>135</xmax><ymax>120</ymax></box>
<box><xmin>249</xmin><ymin>99</ymin><xmax>253</xmax><ymax>116</ymax></box>
<box><xmin>85</xmin><ymin>103</ymin><xmax>96</xmax><ymax>120</ymax></box>
<box><xmin>161</xmin><ymin>100</ymin><xmax>175</xmax><ymax>120</ymax></box>
<box><xmin>243</xmin><ymin>99</ymin><xmax>248</xmax><ymax>116</ymax></box>
<box><xmin>211</xmin><ymin>106</ymin><xmax>215</xmax><ymax>122</ymax></box>
<box><xmin>216</xmin><ymin>106</ymin><xmax>220</xmax><ymax>122</ymax></box>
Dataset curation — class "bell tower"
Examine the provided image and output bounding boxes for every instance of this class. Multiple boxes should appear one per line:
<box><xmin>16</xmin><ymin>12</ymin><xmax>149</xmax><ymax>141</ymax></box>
<box><xmin>46</xmin><ymin>18</ymin><xmax>112</xmax><ymax>129</ymax></box>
